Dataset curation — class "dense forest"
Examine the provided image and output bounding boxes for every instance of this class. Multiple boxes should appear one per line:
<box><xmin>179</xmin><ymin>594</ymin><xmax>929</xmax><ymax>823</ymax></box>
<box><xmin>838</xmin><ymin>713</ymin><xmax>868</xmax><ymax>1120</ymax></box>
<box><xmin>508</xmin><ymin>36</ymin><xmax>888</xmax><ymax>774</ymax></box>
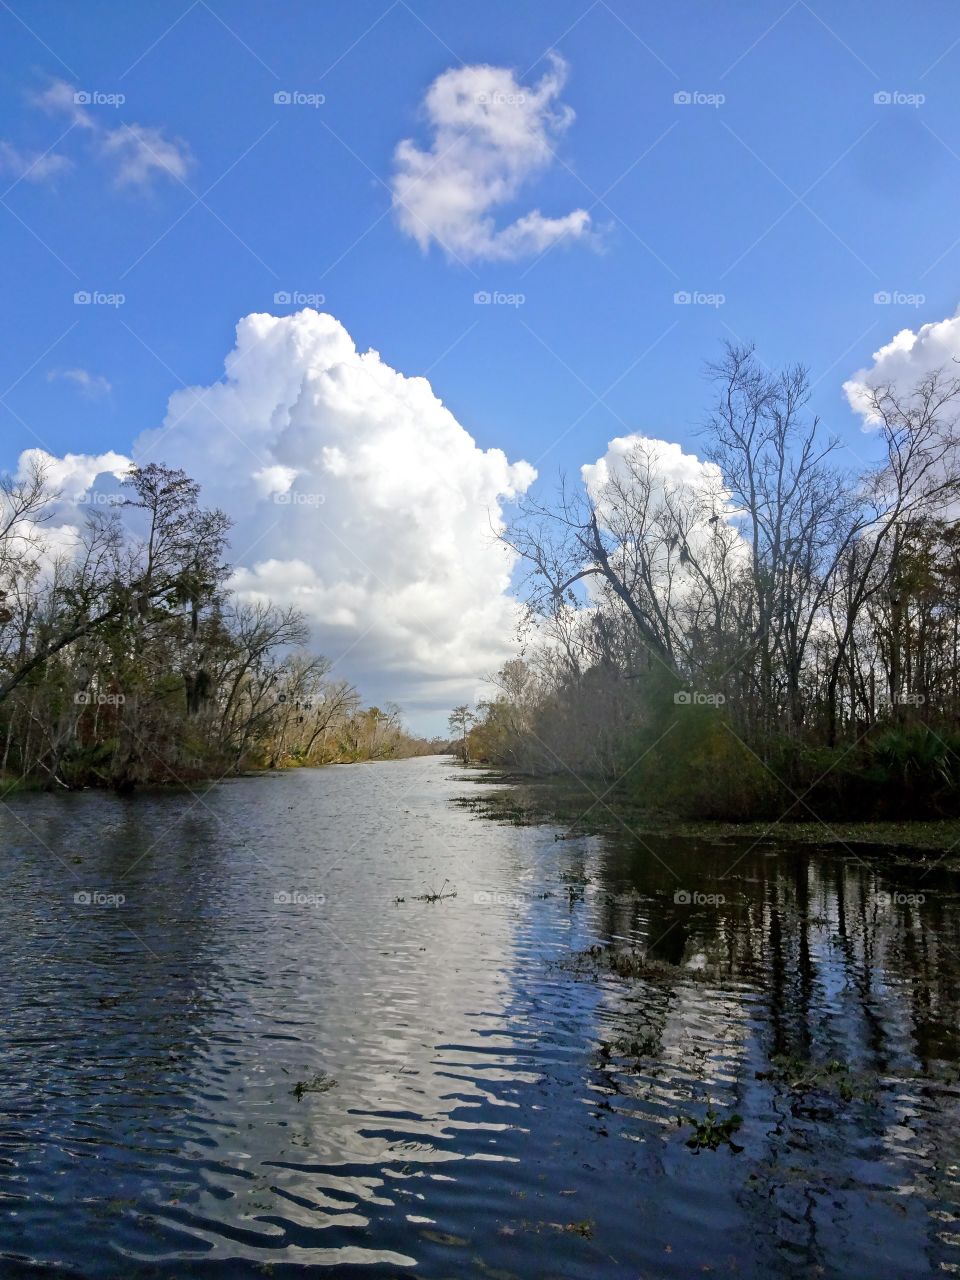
<box><xmin>464</xmin><ymin>344</ymin><xmax>960</xmax><ymax>821</ymax></box>
<box><xmin>0</xmin><ymin>461</ymin><xmax>440</xmax><ymax>792</ymax></box>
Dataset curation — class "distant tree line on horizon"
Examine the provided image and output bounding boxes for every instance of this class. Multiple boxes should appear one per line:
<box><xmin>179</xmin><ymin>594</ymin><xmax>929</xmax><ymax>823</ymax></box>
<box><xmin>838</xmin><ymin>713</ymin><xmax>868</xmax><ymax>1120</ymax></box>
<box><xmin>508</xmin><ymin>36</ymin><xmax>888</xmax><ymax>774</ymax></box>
<box><xmin>464</xmin><ymin>343</ymin><xmax>960</xmax><ymax>821</ymax></box>
<box><xmin>0</xmin><ymin>461</ymin><xmax>440</xmax><ymax>793</ymax></box>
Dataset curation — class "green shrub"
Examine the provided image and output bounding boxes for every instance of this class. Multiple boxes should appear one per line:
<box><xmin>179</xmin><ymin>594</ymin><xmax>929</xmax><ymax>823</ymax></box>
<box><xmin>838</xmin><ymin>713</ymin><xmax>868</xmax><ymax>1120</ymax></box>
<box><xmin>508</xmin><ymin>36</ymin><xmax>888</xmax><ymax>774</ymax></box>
<box><xmin>621</xmin><ymin>675</ymin><xmax>777</xmax><ymax>819</ymax></box>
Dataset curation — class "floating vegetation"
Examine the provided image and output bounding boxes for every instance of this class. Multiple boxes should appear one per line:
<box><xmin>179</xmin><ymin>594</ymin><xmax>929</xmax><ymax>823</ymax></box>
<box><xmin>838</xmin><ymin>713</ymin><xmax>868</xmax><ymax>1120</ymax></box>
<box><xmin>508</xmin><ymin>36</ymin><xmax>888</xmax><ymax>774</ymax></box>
<box><xmin>552</xmin><ymin>1220</ymin><xmax>593</xmax><ymax>1239</ymax></box>
<box><xmin>560</xmin><ymin>865</ymin><xmax>591</xmax><ymax>885</ymax></box>
<box><xmin>413</xmin><ymin>879</ymin><xmax>457</xmax><ymax>903</ymax></box>
<box><xmin>392</xmin><ymin>880</ymin><xmax>458</xmax><ymax>904</ymax></box>
<box><xmin>756</xmin><ymin>1054</ymin><xmax>878</xmax><ymax>1104</ymax></box>
<box><xmin>596</xmin><ymin>1030</ymin><xmax>661</xmax><ymax>1073</ymax></box>
<box><xmin>560</xmin><ymin>869</ymin><xmax>591</xmax><ymax>887</ymax></box>
<box><xmin>419</xmin><ymin>1228</ymin><xmax>468</xmax><ymax>1247</ymax></box>
<box><xmin>617</xmin><ymin>1032</ymin><xmax>661</xmax><ymax>1059</ymax></box>
<box><xmin>454</xmin><ymin>781</ymin><xmax>960</xmax><ymax>856</ymax></box>
<box><xmin>453</xmin><ymin>794</ymin><xmax>535</xmax><ymax>827</ymax></box>
<box><xmin>504</xmin><ymin>1218</ymin><xmax>595</xmax><ymax>1240</ymax></box>
<box><xmin>678</xmin><ymin>1107</ymin><xmax>744</xmax><ymax>1152</ymax></box>
<box><xmin>563</xmin><ymin>942</ymin><xmax>683</xmax><ymax>982</ymax></box>
<box><xmin>291</xmin><ymin>1071</ymin><xmax>338</xmax><ymax>1101</ymax></box>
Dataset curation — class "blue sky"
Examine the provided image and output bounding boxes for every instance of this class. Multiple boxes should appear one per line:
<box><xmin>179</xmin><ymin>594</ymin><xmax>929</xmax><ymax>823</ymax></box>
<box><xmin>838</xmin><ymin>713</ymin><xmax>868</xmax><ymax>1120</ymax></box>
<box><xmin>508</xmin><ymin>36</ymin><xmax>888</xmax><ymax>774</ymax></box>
<box><xmin>2</xmin><ymin>0</ymin><xmax>960</xmax><ymax>725</ymax></box>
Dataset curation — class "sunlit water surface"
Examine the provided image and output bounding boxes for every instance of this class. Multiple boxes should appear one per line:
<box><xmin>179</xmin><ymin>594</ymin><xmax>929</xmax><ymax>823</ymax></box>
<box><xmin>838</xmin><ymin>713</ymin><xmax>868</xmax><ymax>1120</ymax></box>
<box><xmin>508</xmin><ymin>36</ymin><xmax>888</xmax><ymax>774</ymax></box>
<box><xmin>2</xmin><ymin>756</ymin><xmax>960</xmax><ymax>1278</ymax></box>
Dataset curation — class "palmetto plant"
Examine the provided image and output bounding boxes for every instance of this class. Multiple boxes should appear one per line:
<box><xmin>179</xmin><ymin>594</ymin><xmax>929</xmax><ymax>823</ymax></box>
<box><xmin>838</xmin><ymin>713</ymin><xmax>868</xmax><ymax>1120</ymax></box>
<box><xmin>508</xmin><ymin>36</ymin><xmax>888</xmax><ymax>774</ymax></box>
<box><xmin>872</xmin><ymin>727</ymin><xmax>956</xmax><ymax>790</ymax></box>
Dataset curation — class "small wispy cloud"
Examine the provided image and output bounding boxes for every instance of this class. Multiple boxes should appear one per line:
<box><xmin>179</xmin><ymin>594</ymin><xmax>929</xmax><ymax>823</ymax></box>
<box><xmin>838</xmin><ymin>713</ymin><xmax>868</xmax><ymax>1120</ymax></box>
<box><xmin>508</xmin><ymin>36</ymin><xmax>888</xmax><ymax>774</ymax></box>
<box><xmin>0</xmin><ymin>140</ymin><xmax>72</xmax><ymax>185</ymax></box>
<box><xmin>100</xmin><ymin>122</ymin><xmax>192</xmax><ymax>187</ymax></box>
<box><xmin>31</xmin><ymin>80</ymin><xmax>98</xmax><ymax>130</ymax></box>
<box><xmin>47</xmin><ymin>367</ymin><xmax>113</xmax><ymax>399</ymax></box>
<box><xmin>28</xmin><ymin>79</ymin><xmax>192</xmax><ymax>190</ymax></box>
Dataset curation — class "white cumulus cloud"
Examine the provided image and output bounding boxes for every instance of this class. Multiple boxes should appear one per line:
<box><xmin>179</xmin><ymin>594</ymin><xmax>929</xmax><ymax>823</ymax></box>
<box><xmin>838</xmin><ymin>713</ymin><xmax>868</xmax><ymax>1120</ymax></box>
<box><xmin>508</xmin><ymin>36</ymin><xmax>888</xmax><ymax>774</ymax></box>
<box><xmin>581</xmin><ymin>434</ymin><xmax>744</xmax><ymax>604</ymax></box>
<box><xmin>844</xmin><ymin>305</ymin><xmax>960</xmax><ymax>425</ymax></box>
<box><xmin>17</xmin><ymin>448</ymin><xmax>131</xmax><ymax>502</ymax></box>
<box><xmin>582</xmin><ymin>434</ymin><xmax>728</xmax><ymax>508</ymax></box>
<box><xmin>129</xmin><ymin>308</ymin><xmax>536</xmax><ymax>720</ymax></box>
<box><xmin>391</xmin><ymin>52</ymin><xmax>592</xmax><ymax>263</ymax></box>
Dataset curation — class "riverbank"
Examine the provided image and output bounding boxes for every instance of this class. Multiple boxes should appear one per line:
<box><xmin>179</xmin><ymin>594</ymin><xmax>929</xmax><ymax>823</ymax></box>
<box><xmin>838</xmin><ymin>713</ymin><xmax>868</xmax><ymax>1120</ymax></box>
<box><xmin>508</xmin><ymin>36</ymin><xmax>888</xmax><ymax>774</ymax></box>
<box><xmin>455</xmin><ymin>767</ymin><xmax>960</xmax><ymax>857</ymax></box>
<box><xmin>0</xmin><ymin>751</ymin><xmax>455</xmax><ymax>799</ymax></box>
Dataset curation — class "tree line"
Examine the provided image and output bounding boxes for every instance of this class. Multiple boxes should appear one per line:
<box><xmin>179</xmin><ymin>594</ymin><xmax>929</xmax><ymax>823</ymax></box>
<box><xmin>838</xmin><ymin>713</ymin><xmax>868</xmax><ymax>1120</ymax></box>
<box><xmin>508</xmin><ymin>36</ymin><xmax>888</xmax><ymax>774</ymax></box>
<box><xmin>0</xmin><ymin>461</ymin><xmax>439</xmax><ymax>792</ymax></box>
<box><xmin>463</xmin><ymin>344</ymin><xmax>960</xmax><ymax>820</ymax></box>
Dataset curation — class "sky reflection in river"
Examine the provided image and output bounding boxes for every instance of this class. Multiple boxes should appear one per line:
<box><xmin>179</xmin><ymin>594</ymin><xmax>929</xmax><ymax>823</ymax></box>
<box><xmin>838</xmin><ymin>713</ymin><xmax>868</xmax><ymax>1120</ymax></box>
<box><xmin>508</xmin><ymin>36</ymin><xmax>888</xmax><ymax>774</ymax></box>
<box><xmin>2</xmin><ymin>756</ymin><xmax>960</xmax><ymax>1277</ymax></box>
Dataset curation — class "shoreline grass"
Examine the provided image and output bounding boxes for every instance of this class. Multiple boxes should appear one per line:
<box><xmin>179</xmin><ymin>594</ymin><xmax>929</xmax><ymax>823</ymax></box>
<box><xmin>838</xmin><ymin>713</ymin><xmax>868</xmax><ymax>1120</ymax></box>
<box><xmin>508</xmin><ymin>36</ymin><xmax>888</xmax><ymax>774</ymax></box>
<box><xmin>454</xmin><ymin>769</ymin><xmax>960</xmax><ymax>855</ymax></box>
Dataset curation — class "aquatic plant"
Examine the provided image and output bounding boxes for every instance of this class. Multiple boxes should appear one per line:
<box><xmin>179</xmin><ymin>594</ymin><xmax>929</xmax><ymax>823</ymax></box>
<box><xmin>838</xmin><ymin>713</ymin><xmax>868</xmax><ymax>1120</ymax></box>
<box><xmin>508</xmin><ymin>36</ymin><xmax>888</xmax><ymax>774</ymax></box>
<box><xmin>292</xmin><ymin>1072</ymin><xmax>338</xmax><ymax>1100</ymax></box>
<box><xmin>678</xmin><ymin>1107</ymin><xmax>743</xmax><ymax>1152</ymax></box>
<box><xmin>414</xmin><ymin>879</ymin><xmax>457</xmax><ymax>902</ymax></box>
<box><xmin>757</xmin><ymin>1054</ymin><xmax>877</xmax><ymax>1104</ymax></box>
